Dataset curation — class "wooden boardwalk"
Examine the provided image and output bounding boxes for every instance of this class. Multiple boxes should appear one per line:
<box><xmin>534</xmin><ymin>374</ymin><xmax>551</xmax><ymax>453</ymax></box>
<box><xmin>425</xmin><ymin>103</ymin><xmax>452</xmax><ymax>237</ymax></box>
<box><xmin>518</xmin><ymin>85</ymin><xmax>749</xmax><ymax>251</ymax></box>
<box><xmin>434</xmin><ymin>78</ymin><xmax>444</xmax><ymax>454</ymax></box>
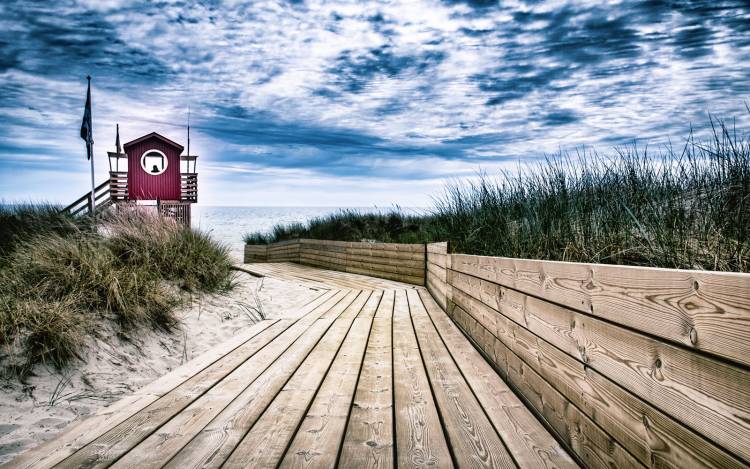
<box><xmin>7</xmin><ymin>264</ymin><xmax>577</xmax><ymax>469</ymax></box>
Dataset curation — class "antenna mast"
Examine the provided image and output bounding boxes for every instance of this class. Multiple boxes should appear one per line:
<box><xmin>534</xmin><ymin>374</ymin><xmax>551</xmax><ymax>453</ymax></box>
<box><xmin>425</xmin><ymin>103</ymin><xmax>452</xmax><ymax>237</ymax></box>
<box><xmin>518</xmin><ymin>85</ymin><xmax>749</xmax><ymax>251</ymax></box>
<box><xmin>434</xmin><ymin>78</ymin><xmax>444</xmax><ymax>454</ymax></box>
<box><xmin>187</xmin><ymin>106</ymin><xmax>191</xmax><ymax>172</ymax></box>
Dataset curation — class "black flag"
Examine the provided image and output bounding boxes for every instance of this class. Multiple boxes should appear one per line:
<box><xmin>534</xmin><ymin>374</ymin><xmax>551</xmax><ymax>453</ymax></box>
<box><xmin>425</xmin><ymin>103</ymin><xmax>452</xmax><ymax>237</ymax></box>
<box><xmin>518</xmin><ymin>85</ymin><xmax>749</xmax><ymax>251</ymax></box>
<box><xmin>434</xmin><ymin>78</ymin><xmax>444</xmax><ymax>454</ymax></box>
<box><xmin>80</xmin><ymin>76</ymin><xmax>93</xmax><ymax>160</ymax></box>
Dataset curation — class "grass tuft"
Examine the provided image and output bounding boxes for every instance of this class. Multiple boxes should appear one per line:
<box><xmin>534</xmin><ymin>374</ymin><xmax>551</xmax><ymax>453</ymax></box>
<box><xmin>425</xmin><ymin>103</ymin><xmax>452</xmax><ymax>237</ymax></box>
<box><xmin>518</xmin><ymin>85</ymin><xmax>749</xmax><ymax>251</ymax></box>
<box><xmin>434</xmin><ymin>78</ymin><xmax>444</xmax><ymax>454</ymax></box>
<box><xmin>0</xmin><ymin>208</ymin><xmax>233</xmax><ymax>378</ymax></box>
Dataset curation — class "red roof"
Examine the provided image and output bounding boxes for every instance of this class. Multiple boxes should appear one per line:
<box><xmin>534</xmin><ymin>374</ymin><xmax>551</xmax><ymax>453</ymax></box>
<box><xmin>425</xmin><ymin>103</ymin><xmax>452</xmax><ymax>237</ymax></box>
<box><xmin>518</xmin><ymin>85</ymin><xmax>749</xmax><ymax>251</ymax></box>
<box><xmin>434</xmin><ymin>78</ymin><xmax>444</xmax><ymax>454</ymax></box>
<box><xmin>123</xmin><ymin>132</ymin><xmax>184</xmax><ymax>152</ymax></box>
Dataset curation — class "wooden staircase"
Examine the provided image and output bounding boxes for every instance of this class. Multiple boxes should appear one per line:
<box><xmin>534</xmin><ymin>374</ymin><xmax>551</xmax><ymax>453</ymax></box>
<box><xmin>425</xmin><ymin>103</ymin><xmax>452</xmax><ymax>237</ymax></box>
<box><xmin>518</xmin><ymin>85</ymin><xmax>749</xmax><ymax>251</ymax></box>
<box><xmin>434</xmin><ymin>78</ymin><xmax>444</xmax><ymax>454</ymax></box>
<box><xmin>60</xmin><ymin>179</ymin><xmax>113</xmax><ymax>216</ymax></box>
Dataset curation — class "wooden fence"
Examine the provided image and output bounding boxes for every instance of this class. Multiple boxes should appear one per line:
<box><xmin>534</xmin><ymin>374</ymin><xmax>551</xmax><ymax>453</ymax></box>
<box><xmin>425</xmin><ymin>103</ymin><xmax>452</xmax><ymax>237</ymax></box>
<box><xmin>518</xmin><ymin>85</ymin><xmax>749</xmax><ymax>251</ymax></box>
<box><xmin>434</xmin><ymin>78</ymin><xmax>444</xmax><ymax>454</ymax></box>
<box><xmin>244</xmin><ymin>239</ymin><xmax>426</xmax><ymax>285</ymax></box>
<box><xmin>245</xmin><ymin>238</ymin><xmax>750</xmax><ymax>468</ymax></box>
<box><xmin>426</xmin><ymin>242</ymin><xmax>750</xmax><ymax>469</ymax></box>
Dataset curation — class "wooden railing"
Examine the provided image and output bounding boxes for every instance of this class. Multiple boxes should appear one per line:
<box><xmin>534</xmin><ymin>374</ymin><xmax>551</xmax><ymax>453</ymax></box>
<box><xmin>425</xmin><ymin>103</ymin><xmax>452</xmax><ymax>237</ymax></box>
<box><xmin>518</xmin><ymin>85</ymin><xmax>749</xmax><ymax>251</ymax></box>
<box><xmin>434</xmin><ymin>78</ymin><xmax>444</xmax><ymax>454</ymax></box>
<box><xmin>60</xmin><ymin>179</ymin><xmax>112</xmax><ymax>216</ymax></box>
<box><xmin>246</xmin><ymin>238</ymin><xmax>750</xmax><ymax>468</ymax></box>
<box><xmin>425</xmin><ymin>243</ymin><xmax>750</xmax><ymax>469</ymax></box>
<box><xmin>181</xmin><ymin>173</ymin><xmax>197</xmax><ymax>202</ymax></box>
<box><xmin>106</xmin><ymin>172</ymin><xmax>197</xmax><ymax>203</ymax></box>
<box><xmin>244</xmin><ymin>239</ymin><xmax>426</xmax><ymax>285</ymax></box>
<box><xmin>109</xmin><ymin>171</ymin><xmax>128</xmax><ymax>201</ymax></box>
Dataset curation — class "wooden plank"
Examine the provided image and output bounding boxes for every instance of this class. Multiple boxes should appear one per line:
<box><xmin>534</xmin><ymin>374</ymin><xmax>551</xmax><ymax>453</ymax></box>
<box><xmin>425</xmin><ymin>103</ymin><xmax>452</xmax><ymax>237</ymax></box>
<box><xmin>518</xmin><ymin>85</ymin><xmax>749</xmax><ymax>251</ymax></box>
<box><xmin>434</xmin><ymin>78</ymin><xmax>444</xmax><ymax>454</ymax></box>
<box><xmin>451</xmin><ymin>254</ymin><xmax>750</xmax><ymax>369</ymax></box>
<box><xmin>339</xmin><ymin>290</ymin><xmax>396</xmax><ymax>469</ymax></box>
<box><xmin>1</xmin><ymin>318</ymin><xmax>289</xmax><ymax>469</ymax></box>
<box><xmin>346</xmin><ymin>253</ymin><xmax>425</xmax><ymax>269</ymax></box>
<box><xmin>54</xmin><ymin>320</ymin><xmax>294</xmax><ymax>468</ymax></box>
<box><xmin>392</xmin><ymin>289</ymin><xmax>453</xmax><ymax>468</ymax></box>
<box><xmin>300</xmin><ymin>250</ymin><xmax>426</xmax><ymax>276</ymax></box>
<box><xmin>344</xmin><ymin>241</ymin><xmax>425</xmax><ymax>253</ymax></box>
<box><xmin>300</xmin><ymin>252</ymin><xmax>348</xmax><ymax>266</ymax></box>
<box><xmin>427</xmin><ymin>253</ymin><xmax>448</xmax><ymax>267</ymax></box>
<box><xmin>450</xmin><ymin>285</ymin><xmax>748</xmax><ymax>469</ymax></box>
<box><xmin>451</xmin><ymin>269</ymin><xmax>750</xmax><ymax>464</ymax></box>
<box><xmin>450</xmin><ymin>304</ymin><xmax>642</xmax><ymax>469</ymax></box>
<box><xmin>345</xmin><ymin>266</ymin><xmax>423</xmax><ymax>285</ymax></box>
<box><xmin>346</xmin><ymin>258</ymin><xmax>425</xmax><ymax>277</ymax></box>
<box><xmin>279</xmin><ymin>292</ymin><xmax>384</xmax><ymax>468</ymax></box>
<box><xmin>347</xmin><ymin>247</ymin><xmax>426</xmax><ymax>261</ymax></box>
<box><xmin>111</xmin><ymin>290</ymin><xmax>362</xmax><ymax>469</ymax></box>
<box><xmin>256</xmin><ymin>263</ymin><xmax>411</xmax><ymax>290</ymax></box>
<box><xmin>161</xmin><ymin>291</ymin><xmax>365</xmax><ymax>469</ymax></box>
<box><xmin>418</xmin><ymin>289</ymin><xmax>578</xmax><ymax>469</ymax></box>
<box><xmin>222</xmin><ymin>291</ymin><xmax>374</xmax><ymax>468</ymax></box>
<box><xmin>426</xmin><ymin>277</ymin><xmax>448</xmax><ymax>311</ymax></box>
<box><xmin>406</xmin><ymin>289</ymin><xmax>515</xmax><ymax>468</ymax></box>
<box><xmin>426</xmin><ymin>242</ymin><xmax>447</xmax><ymax>254</ymax></box>
<box><xmin>54</xmin><ymin>291</ymin><xmax>348</xmax><ymax>469</ymax></box>
<box><xmin>427</xmin><ymin>261</ymin><xmax>447</xmax><ymax>282</ymax></box>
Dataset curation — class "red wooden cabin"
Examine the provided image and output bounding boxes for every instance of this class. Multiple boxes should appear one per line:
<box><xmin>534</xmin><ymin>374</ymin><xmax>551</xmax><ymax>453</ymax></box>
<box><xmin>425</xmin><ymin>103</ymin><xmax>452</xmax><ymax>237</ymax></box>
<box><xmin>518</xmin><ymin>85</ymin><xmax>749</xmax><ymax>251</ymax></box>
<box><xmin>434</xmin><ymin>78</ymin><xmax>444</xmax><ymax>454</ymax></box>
<box><xmin>108</xmin><ymin>131</ymin><xmax>198</xmax><ymax>225</ymax></box>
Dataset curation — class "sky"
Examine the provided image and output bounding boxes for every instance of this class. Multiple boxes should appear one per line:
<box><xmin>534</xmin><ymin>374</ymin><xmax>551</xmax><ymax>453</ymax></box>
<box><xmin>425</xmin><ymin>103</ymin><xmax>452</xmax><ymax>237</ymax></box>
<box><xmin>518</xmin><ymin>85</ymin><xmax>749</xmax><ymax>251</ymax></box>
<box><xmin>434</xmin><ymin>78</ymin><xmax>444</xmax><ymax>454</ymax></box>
<box><xmin>0</xmin><ymin>0</ymin><xmax>749</xmax><ymax>207</ymax></box>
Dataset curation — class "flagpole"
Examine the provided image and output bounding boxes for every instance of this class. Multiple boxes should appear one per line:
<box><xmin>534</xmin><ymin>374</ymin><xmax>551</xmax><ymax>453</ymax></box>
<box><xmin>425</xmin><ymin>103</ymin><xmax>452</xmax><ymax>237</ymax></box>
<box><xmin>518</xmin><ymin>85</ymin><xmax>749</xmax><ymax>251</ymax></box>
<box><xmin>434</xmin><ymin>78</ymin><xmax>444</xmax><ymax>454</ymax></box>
<box><xmin>87</xmin><ymin>76</ymin><xmax>96</xmax><ymax>216</ymax></box>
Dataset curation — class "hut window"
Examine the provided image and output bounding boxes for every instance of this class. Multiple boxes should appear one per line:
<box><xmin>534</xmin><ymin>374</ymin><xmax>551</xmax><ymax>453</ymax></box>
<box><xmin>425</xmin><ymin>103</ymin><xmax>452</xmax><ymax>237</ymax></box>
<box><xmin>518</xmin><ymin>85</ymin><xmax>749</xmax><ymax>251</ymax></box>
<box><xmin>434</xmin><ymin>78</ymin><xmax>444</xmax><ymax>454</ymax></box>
<box><xmin>140</xmin><ymin>149</ymin><xmax>168</xmax><ymax>175</ymax></box>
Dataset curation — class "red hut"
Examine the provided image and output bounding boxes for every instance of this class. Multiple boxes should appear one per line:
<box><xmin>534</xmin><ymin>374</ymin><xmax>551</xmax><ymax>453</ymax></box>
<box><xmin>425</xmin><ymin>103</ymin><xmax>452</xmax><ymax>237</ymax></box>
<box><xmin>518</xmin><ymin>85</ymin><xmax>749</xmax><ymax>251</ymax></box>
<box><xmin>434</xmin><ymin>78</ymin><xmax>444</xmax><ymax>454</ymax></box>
<box><xmin>107</xmin><ymin>130</ymin><xmax>198</xmax><ymax>225</ymax></box>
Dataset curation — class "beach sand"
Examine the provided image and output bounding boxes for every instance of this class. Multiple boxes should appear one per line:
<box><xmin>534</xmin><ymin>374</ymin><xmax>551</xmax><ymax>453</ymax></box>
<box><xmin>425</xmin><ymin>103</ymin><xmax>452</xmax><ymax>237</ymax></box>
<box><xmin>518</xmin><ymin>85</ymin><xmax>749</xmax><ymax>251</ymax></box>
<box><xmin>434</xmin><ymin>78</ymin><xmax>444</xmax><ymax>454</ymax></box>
<box><xmin>0</xmin><ymin>271</ymin><xmax>323</xmax><ymax>465</ymax></box>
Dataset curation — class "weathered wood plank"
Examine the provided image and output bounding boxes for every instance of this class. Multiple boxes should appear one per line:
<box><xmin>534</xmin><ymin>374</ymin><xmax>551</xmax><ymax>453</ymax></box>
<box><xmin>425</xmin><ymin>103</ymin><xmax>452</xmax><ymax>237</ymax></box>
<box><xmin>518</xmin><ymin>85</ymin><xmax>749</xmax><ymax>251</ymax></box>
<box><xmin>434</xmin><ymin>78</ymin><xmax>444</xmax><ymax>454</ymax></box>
<box><xmin>345</xmin><ymin>266</ymin><xmax>423</xmax><ymax>285</ymax></box>
<box><xmin>450</xmin><ymin>304</ymin><xmax>642</xmax><ymax>469</ymax></box>
<box><xmin>279</xmin><ymin>292</ymin><xmax>383</xmax><ymax>468</ymax></box>
<box><xmin>112</xmin><ymin>290</ymin><xmax>363</xmax><ymax>469</ymax></box>
<box><xmin>299</xmin><ymin>250</ymin><xmax>426</xmax><ymax>276</ymax></box>
<box><xmin>222</xmin><ymin>291</ymin><xmax>374</xmax><ymax>468</ymax></box>
<box><xmin>346</xmin><ymin>253</ymin><xmax>425</xmax><ymax>269</ymax></box>
<box><xmin>162</xmin><ymin>290</ymin><xmax>365</xmax><ymax>469</ymax></box>
<box><xmin>407</xmin><ymin>289</ymin><xmax>515</xmax><ymax>468</ymax></box>
<box><xmin>392</xmin><ymin>289</ymin><xmax>453</xmax><ymax>468</ymax></box>
<box><xmin>427</xmin><ymin>261</ymin><xmax>447</xmax><ymax>282</ymax></box>
<box><xmin>451</xmin><ymin>269</ymin><xmax>750</xmax><ymax>465</ymax></box>
<box><xmin>54</xmin><ymin>290</ymin><xmax>348</xmax><ymax>469</ymax></box>
<box><xmin>339</xmin><ymin>290</ymin><xmax>396</xmax><ymax>469</ymax></box>
<box><xmin>347</xmin><ymin>247</ymin><xmax>426</xmax><ymax>261</ymax></box>
<box><xmin>0</xmin><ymin>317</ymin><xmax>289</xmax><ymax>469</ymax></box>
<box><xmin>426</xmin><ymin>242</ymin><xmax>448</xmax><ymax>255</ymax></box>
<box><xmin>451</xmin><ymin>254</ymin><xmax>750</xmax><ymax>369</ymax></box>
<box><xmin>418</xmin><ymin>289</ymin><xmax>578</xmax><ymax>469</ymax></box>
<box><xmin>450</xmin><ymin>283</ymin><xmax>748</xmax><ymax>469</ymax></box>
<box><xmin>55</xmin><ymin>320</ymin><xmax>294</xmax><ymax>468</ymax></box>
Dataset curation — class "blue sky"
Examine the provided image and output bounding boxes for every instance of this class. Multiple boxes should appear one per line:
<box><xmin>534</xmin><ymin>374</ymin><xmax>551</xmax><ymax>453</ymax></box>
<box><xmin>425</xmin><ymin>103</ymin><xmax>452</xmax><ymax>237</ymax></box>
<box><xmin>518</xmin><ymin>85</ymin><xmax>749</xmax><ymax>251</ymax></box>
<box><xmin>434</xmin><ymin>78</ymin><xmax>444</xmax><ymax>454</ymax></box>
<box><xmin>1</xmin><ymin>0</ymin><xmax>749</xmax><ymax>206</ymax></box>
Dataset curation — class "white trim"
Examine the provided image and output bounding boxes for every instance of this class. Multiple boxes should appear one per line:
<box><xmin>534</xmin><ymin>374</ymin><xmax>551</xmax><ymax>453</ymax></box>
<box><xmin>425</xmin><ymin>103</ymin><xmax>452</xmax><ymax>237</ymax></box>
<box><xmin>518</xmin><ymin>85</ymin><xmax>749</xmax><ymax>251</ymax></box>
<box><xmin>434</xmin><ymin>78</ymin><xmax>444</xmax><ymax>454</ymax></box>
<box><xmin>140</xmin><ymin>149</ymin><xmax>168</xmax><ymax>176</ymax></box>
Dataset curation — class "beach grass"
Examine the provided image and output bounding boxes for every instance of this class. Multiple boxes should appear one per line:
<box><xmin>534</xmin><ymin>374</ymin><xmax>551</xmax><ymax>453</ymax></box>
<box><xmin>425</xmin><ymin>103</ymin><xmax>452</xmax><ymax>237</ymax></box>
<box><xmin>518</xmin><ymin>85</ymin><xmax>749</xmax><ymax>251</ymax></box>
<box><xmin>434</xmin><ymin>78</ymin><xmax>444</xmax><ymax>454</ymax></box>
<box><xmin>245</xmin><ymin>117</ymin><xmax>750</xmax><ymax>272</ymax></box>
<box><xmin>0</xmin><ymin>207</ymin><xmax>233</xmax><ymax>377</ymax></box>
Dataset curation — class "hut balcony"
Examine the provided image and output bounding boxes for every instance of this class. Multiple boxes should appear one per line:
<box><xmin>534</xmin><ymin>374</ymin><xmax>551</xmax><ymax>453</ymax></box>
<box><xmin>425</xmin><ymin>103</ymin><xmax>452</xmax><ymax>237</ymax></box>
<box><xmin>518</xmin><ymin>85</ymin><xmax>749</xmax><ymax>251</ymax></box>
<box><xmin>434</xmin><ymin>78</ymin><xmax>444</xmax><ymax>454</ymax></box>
<box><xmin>108</xmin><ymin>171</ymin><xmax>198</xmax><ymax>203</ymax></box>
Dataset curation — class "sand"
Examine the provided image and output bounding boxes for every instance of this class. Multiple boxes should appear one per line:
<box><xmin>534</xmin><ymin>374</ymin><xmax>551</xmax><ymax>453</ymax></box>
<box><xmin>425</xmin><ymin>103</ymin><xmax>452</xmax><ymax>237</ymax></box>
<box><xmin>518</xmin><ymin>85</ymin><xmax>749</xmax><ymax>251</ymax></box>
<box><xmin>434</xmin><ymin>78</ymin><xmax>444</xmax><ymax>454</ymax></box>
<box><xmin>0</xmin><ymin>271</ymin><xmax>322</xmax><ymax>465</ymax></box>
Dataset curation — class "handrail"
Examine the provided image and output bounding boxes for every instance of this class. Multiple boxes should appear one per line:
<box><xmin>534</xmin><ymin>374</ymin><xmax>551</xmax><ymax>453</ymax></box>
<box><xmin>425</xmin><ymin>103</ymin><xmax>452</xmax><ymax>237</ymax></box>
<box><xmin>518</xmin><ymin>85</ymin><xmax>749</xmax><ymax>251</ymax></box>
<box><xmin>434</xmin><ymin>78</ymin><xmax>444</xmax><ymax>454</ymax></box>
<box><xmin>61</xmin><ymin>179</ymin><xmax>111</xmax><ymax>215</ymax></box>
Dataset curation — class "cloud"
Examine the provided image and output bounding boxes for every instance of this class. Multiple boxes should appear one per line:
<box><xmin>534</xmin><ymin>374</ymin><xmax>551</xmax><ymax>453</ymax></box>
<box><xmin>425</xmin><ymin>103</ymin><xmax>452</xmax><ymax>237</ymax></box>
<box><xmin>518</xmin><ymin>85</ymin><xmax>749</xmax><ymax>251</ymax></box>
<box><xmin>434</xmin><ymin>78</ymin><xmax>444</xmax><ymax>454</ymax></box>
<box><xmin>329</xmin><ymin>45</ymin><xmax>446</xmax><ymax>94</ymax></box>
<box><xmin>1</xmin><ymin>0</ymin><xmax>749</xmax><ymax>205</ymax></box>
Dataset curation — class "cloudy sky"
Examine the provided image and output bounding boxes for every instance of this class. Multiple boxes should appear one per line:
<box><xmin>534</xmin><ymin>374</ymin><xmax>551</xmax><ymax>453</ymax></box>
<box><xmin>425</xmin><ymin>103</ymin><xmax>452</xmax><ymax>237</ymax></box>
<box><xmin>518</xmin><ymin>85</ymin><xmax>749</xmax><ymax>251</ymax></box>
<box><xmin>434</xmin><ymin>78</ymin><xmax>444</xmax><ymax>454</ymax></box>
<box><xmin>1</xmin><ymin>0</ymin><xmax>749</xmax><ymax>206</ymax></box>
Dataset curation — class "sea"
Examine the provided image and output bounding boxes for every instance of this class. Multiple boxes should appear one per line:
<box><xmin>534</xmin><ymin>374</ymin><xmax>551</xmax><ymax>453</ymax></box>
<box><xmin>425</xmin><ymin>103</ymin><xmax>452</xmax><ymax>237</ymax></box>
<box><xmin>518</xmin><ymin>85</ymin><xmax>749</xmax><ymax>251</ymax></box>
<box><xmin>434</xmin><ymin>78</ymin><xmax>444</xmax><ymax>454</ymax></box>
<box><xmin>190</xmin><ymin>206</ymin><xmax>428</xmax><ymax>262</ymax></box>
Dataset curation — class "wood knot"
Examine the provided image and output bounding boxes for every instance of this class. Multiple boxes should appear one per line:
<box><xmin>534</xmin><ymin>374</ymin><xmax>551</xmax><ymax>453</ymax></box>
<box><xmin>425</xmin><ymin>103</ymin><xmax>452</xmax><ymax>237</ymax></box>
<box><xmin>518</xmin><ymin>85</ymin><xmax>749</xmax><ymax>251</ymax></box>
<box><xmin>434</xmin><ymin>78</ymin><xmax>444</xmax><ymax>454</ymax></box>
<box><xmin>579</xmin><ymin>346</ymin><xmax>589</xmax><ymax>364</ymax></box>
<box><xmin>689</xmin><ymin>327</ymin><xmax>698</xmax><ymax>346</ymax></box>
<box><xmin>570</xmin><ymin>319</ymin><xmax>576</xmax><ymax>329</ymax></box>
<box><xmin>654</xmin><ymin>358</ymin><xmax>662</xmax><ymax>369</ymax></box>
<box><xmin>642</xmin><ymin>415</ymin><xmax>650</xmax><ymax>429</ymax></box>
<box><xmin>693</xmin><ymin>280</ymin><xmax>700</xmax><ymax>291</ymax></box>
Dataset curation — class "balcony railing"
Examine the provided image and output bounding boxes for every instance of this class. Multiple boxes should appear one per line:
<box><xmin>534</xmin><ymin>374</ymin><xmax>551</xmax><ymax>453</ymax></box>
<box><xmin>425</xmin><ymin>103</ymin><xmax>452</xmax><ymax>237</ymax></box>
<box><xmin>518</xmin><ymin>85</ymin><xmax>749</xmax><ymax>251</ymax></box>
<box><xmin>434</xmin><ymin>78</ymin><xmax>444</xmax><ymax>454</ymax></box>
<box><xmin>110</xmin><ymin>171</ymin><xmax>128</xmax><ymax>201</ymax></box>
<box><xmin>181</xmin><ymin>173</ymin><xmax>197</xmax><ymax>202</ymax></box>
<box><xmin>108</xmin><ymin>171</ymin><xmax>198</xmax><ymax>203</ymax></box>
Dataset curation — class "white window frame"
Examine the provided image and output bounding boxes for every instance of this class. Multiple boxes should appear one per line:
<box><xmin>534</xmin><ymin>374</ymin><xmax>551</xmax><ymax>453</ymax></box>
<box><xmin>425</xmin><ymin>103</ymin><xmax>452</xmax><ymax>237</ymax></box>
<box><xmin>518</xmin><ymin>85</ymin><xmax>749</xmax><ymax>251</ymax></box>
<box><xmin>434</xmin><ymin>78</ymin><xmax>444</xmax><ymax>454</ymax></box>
<box><xmin>140</xmin><ymin>149</ymin><xmax>168</xmax><ymax>176</ymax></box>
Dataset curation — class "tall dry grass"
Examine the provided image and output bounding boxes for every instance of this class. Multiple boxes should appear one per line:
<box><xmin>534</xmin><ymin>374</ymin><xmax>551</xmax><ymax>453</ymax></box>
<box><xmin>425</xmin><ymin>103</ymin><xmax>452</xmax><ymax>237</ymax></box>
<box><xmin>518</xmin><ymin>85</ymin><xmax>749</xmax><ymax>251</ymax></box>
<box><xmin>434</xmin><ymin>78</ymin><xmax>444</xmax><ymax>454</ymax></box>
<box><xmin>0</xmin><ymin>208</ymin><xmax>233</xmax><ymax>377</ymax></box>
